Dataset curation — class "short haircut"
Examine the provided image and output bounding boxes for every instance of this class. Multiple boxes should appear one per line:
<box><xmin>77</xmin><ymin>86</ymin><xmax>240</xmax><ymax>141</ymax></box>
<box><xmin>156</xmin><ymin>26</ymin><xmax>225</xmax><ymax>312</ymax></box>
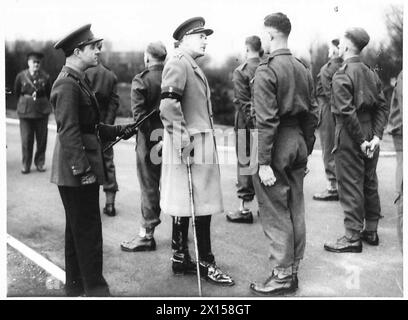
<box><xmin>146</xmin><ymin>41</ymin><xmax>167</xmax><ymax>61</ymax></box>
<box><xmin>245</xmin><ymin>36</ymin><xmax>262</xmax><ymax>52</ymax></box>
<box><xmin>264</xmin><ymin>12</ymin><xmax>291</xmax><ymax>36</ymax></box>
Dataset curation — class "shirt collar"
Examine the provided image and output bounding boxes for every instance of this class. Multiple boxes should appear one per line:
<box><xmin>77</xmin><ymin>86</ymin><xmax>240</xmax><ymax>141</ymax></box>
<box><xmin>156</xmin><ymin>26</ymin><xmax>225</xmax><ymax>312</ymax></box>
<box><xmin>62</xmin><ymin>65</ymin><xmax>86</xmax><ymax>81</ymax></box>
<box><xmin>269</xmin><ymin>48</ymin><xmax>292</xmax><ymax>58</ymax></box>
<box><xmin>344</xmin><ymin>56</ymin><xmax>361</xmax><ymax>64</ymax></box>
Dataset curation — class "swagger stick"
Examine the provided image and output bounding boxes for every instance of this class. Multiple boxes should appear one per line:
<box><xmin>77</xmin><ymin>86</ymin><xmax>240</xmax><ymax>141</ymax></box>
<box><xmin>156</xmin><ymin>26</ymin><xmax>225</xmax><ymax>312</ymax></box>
<box><xmin>186</xmin><ymin>155</ymin><xmax>202</xmax><ymax>297</ymax></box>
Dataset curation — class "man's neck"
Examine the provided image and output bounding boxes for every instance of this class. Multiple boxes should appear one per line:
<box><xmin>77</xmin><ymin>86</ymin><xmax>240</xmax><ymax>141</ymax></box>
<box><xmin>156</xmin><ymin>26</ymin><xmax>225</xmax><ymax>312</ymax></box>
<box><xmin>343</xmin><ymin>52</ymin><xmax>359</xmax><ymax>61</ymax></box>
<box><xmin>246</xmin><ymin>52</ymin><xmax>259</xmax><ymax>60</ymax></box>
<box><xmin>147</xmin><ymin>61</ymin><xmax>163</xmax><ymax>68</ymax></box>
<box><xmin>180</xmin><ymin>46</ymin><xmax>202</xmax><ymax>60</ymax></box>
<box><xmin>269</xmin><ymin>39</ymin><xmax>288</xmax><ymax>53</ymax></box>
<box><xmin>28</xmin><ymin>69</ymin><xmax>38</xmax><ymax>76</ymax></box>
<box><xmin>66</xmin><ymin>58</ymin><xmax>86</xmax><ymax>73</ymax></box>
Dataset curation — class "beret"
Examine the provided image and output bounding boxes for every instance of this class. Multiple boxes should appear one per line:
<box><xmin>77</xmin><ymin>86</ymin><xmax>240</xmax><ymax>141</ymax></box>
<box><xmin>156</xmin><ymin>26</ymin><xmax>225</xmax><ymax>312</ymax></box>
<box><xmin>173</xmin><ymin>17</ymin><xmax>213</xmax><ymax>41</ymax></box>
<box><xmin>54</xmin><ymin>24</ymin><xmax>103</xmax><ymax>56</ymax></box>
<box><xmin>146</xmin><ymin>41</ymin><xmax>167</xmax><ymax>60</ymax></box>
<box><xmin>344</xmin><ymin>27</ymin><xmax>370</xmax><ymax>51</ymax></box>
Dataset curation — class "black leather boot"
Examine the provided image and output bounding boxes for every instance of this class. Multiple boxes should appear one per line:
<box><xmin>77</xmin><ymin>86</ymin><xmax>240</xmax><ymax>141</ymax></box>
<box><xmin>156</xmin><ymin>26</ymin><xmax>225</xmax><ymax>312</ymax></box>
<box><xmin>195</xmin><ymin>216</ymin><xmax>235</xmax><ymax>286</ymax></box>
<box><xmin>171</xmin><ymin>217</ymin><xmax>197</xmax><ymax>275</ymax></box>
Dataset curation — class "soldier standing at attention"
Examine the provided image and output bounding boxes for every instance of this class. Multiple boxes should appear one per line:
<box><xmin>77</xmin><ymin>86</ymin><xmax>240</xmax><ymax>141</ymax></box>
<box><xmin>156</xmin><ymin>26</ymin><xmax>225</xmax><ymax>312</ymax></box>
<box><xmin>324</xmin><ymin>28</ymin><xmax>389</xmax><ymax>253</ymax></box>
<box><xmin>120</xmin><ymin>41</ymin><xmax>167</xmax><ymax>252</ymax></box>
<box><xmin>159</xmin><ymin>17</ymin><xmax>234</xmax><ymax>286</ymax></box>
<box><xmin>250</xmin><ymin>13</ymin><xmax>319</xmax><ymax>295</ymax></box>
<box><xmin>14</xmin><ymin>51</ymin><xmax>52</xmax><ymax>174</ymax></box>
<box><xmin>51</xmin><ymin>24</ymin><xmax>132</xmax><ymax>296</ymax></box>
<box><xmin>86</xmin><ymin>58</ymin><xmax>120</xmax><ymax>217</ymax></box>
<box><xmin>313</xmin><ymin>39</ymin><xmax>343</xmax><ymax>201</ymax></box>
<box><xmin>226</xmin><ymin>36</ymin><xmax>263</xmax><ymax>224</ymax></box>
<box><xmin>388</xmin><ymin>70</ymin><xmax>403</xmax><ymax>251</ymax></box>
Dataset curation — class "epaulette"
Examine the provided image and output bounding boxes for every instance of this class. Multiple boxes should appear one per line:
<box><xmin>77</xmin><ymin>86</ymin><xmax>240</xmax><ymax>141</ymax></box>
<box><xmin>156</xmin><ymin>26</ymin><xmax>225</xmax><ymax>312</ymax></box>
<box><xmin>238</xmin><ymin>62</ymin><xmax>247</xmax><ymax>71</ymax></box>
<box><xmin>295</xmin><ymin>57</ymin><xmax>309</xmax><ymax>69</ymax></box>
<box><xmin>140</xmin><ymin>68</ymin><xmax>150</xmax><ymax>77</ymax></box>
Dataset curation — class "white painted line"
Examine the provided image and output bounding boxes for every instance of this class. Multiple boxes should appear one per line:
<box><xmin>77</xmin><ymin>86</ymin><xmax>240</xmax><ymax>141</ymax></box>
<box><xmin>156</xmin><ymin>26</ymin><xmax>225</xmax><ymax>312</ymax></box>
<box><xmin>7</xmin><ymin>234</ymin><xmax>65</xmax><ymax>284</ymax></box>
<box><xmin>6</xmin><ymin>117</ymin><xmax>396</xmax><ymax>157</ymax></box>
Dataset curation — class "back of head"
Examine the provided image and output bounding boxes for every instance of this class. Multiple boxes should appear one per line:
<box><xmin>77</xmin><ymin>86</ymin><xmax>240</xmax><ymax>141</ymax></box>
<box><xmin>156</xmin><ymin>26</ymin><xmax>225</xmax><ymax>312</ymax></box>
<box><xmin>344</xmin><ymin>27</ymin><xmax>370</xmax><ymax>53</ymax></box>
<box><xmin>146</xmin><ymin>41</ymin><xmax>167</xmax><ymax>61</ymax></box>
<box><xmin>264</xmin><ymin>12</ymin><xmax>291</xmax><ymax>37</ymax></box>
<box><xmin>245</xmin><ymin>35</ymin><xmax>263</xmax><ymax>56</ymax></box>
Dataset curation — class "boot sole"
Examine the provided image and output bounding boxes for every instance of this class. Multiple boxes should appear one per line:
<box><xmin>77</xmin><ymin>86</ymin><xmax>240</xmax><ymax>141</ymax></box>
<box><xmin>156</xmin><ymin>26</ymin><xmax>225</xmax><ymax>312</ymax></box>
<box><xmin>324</xmin><ymin>245</ymin><xmax>362</xmax><ymax>253</ymax></box>
<box><xmin>226</xmin><ymin>217</ymin><xmax>253</xmax><ymax>224</ymax></box>
<box><xmin>312</xmin><ymin>196</ymin><xmax>339</xmax><ymax>201</ymax></box>
<box><xmin>120</xmin><ymin>245</ymin><xmax>156</xmax><ymax>252</ymax></box>
<box><xmin>361</xmin><ymin>239</ymin><xmax>379</xmax><ymax>246</ymax></box>
<box><xmin>249</xmin><ymin>284</ymin><xmax>297</xmax><ymax>296</ymax></box>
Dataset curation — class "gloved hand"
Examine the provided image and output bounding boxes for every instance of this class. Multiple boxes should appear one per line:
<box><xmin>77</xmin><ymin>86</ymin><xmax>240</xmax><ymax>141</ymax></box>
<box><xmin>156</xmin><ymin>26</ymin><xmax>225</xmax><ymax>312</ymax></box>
<box><xmin>118</xmin><ymin>124</ymin><xmax>135</xmax><ymax>140</ymax></box>
<box><xmin>79</xmin><ymin>167</ymin><xmax>97</xmax><ymax>185</ymax></box>
<box><xmin>96</xmin><ymin>123</ymin><xmax>121</xmax><ymax>141</ymax></box>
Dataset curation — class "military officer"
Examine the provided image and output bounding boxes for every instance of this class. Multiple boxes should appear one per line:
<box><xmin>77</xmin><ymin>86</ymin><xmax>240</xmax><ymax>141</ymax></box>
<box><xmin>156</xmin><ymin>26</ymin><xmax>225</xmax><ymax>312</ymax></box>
<box><xmin>14</xmin><ymin>51</ymin><xmax>52</xmax><ymax>174</ymax></box>
<box><xmin>226</xmin><ymin>36</ymin><xmax>263</xmax><ymax>224</ymax></box>
<box><xmin>388</xmin><ymin>70</ymin><xmax>403</xmax><ymax>251</ymax></box>
<box><xmin>324</xmin><ymin>28</ymin><xmax>389</xmax><ymax>253</ymax></box>
<box><xmin>250</xmin><ymin>13</ymin><xmax>319</xmax><ymax>295</ymax></box>
<box><xmin>51</xmin><ymin>24</ymin><xmax>132</xmax><ymax>296</ymax></box>
<box><xmin>159</xmin><ymin>17</ymin><xmax>234</xmax><ymax>286</ymax></box>
<box><xmin>86</xmin><ymin>59</ymin><xmax>120</xmax><ymax>217</ymax></box>
<box><xmin>313</xmin><ymin>39</ymin><xmax>343</xmax><ymax>201</ymax></box>
<box><xmin>120</xmin><ymin>41</ymin><xmax>167</xmax><ymax>252</ymax></box>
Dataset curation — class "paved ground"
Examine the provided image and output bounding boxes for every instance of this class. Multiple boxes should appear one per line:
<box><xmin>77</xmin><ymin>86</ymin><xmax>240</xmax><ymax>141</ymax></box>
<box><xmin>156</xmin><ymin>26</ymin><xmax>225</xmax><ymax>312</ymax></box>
<box><xmin>6</xmin><ymin>121</ymin><xmax>403</xmax><ymax>297</ymax></box>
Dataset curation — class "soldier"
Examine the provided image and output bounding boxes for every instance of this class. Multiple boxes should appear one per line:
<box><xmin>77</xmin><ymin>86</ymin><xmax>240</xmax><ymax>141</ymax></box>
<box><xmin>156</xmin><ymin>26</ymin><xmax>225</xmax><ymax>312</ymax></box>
<box><xmin>14</xmin><ymin>51</ymin><xmax>52</xmax><ymax>174</ymax></box>
<box><xmin>120</xmin><ymin>41</ymin><xmax>167</xmax><ymax>252</ymax></box>
<box><xmin>313</xmin><ymin>39</ymin><xmax>343</xmax><ymax>201</ymax></box>
<box><xmin>388</xmin><ymin>70</ymin><xmax>403</xmax><ymax>251</ymax></box>
<box><xmin>159</xmin><ymin>17</ymin><xmax>234</xmax><ymax>286</ymax></box>
<box><xmin>51</xmin><ymin>24</ymin><xmax>132</xmax><ymax>296</ymax></box>
<box><xmin>86</xmin><ymin>59</ymin><xmax>120</xmax><ymax>217</ymax></box>
<box><xmin>324</xmin><ymin>28</ymin><xmax>389</xmax><ymax>253</ymax></box>
<box><xmin>250</xmin><ymin>13</ymin><xmax>319</xmax><ymax>295</ymax></box>
<box><xmin>226</xmin><ymin>36</ymin><xmax>263</xmax><ymax>224</ymax></box>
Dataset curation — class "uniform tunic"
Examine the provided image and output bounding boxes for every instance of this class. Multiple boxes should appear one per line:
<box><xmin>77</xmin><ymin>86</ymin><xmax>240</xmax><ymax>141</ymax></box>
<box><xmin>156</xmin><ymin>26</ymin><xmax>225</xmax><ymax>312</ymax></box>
<box><xmin>331</xmin><ymin>56</ymin><xmax>389</xmax><ymax>235</ymax></box>
<box><xmin>159</xmin><ymin>48</ymin><xmax>223</xmax><ymax>217</ymax></box>
<box><xmin>131</xmin><ymin>64</ymin><xmax>164</xmax><ymax>229</ymax></box>
<box><xmin>316</xmin><ymin>57</ymin><xmax>343</xmax><ymax>186</ymax></box>
<box><xmin>253</xmin><ymin>48</ymin><xmax>319</xmax><ymax>268</ymax></box>
<box><xmin>86</xmin><ymin>64</ymin><xmax>120</xmax><ymax>193</ymax></box>
<box><xmin>50</xmin><ymin>65</ymin><xmax>109</xmax><ymax>296</ymax></box>
<box><xmin>14</xmin><ymin>69</ymin><xmax>52</xmax><ymax>169</ymax></box>
<box><xmin>232</xmin><ymin>57</ymin><xmax>259</xmax><ymax>201</ymax></box>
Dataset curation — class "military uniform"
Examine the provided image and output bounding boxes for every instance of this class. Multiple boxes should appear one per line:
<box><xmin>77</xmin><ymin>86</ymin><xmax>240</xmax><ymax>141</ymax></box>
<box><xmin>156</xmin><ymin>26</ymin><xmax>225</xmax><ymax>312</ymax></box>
<box><xmin>14</xmin><ymin>67</ymin><xmax>52</xmax><ymax>172</ymax></box>
<box><xmin>51</xmin><ymin>24</ymin><xmax>109</xmax><ymax>297</ymax></box>
<box><xmin>131</xmin><ymin>64</ymin><xmax>164</xmax><ymax>231</ymax></box>
<box><xmin>329</xmin><ymin>57</ymin><xmax>389</xmax><ymax>241</ymax></box>
<box><xmin>252</xmin><ymin>48</ymin><xmax>319</xmax><ymax>270</ymax></box>
<box><xmin>232</xmin><ymin>57</ymin><xmax>259</xmax><ymax>203</ymax></box>
<box><xmin>86</xmin><ymin>63</ymin><xmax>120</xmax><ymax>215</ymax></box>
<box><xmin>388</xmin><ymin>70</ymin><xmax>403</xmax><ymax>250</ymax></box>
<box><xmin>315</xmin><ymin>57</ymin><xmax>343</xmax><ymax>197</ymax></box>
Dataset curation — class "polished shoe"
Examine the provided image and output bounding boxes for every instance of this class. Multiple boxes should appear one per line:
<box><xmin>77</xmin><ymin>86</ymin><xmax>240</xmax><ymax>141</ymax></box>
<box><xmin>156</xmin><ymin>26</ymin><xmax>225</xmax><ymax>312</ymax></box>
<box><xmin>360</xmin><ymin>230</ymin><xmax>379</xmax><ymax>246</ymax></box>
<box><xmin>226</xmin><ymin>209</ymin><xmax>253</xmax><ymax>224</ymax></box>
<box><xmin>21</xmin><ymin>167</ymin><xmax>30</xmax><ymax>174</ymax></box>
<box><xmin>120</xmin><ymin>236</ymin><xmax>156</xmax><ymax>252</ymax></box>
<box><xmin>201</xmin><ymin>262</ymin><xmax>235</xmax><ymax>286</ymax></box>
<box><xmin>324</xmin><ymin>236</ymin><xmax>362</xmax><ymax>253</ymax></box>
<box><xmin>103</xmin><ymin>203</ymin><xmax>116</xmax><ymax>217</ymax></box>
<box><xmin>250</xmin><ymin>272</ymin><xmax>297</xmax><ymax>296</ymax></box>
<box><xmin>36</xmin><ymin>165</ymin><xmax>46</xmax><ymax>172</ymax></box>
<box><xmin>313</xmin><ymin>189</ymin><xmax>339</xmax><ymax>201</ymax></box>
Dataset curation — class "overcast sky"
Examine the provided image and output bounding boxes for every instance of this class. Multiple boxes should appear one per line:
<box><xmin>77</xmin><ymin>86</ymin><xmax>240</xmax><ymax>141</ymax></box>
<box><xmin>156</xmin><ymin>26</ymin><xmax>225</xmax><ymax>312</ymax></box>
<box><xmin>2</xmin><ymin>0</ymin><xmax>404</xmax><ymax>63</ymax></box>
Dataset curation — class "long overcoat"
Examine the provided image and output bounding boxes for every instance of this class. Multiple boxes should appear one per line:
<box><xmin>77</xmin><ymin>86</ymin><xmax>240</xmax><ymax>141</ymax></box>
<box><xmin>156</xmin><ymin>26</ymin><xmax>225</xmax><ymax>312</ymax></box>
<box><xmin>159</xmin><ymin>48</ymin><xmax>223</xmax><ymax>217</ymax></box>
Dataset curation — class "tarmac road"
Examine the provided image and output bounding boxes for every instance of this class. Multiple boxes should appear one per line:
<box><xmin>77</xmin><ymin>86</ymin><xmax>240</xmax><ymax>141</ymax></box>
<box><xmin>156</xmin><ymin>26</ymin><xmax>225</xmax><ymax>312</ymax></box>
<box><xmin>6</xmin><ymin>121</ymin><xmax>403</xmax><ymax>297</ymax></box>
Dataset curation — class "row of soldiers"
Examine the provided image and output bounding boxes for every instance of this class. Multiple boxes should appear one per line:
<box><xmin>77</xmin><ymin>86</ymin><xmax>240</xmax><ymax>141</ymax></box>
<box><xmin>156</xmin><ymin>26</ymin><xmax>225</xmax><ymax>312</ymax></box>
<box><xmin>13</xmin><ymin>12</ymin><xmax>401</xmax><ymax>297</ymax></box>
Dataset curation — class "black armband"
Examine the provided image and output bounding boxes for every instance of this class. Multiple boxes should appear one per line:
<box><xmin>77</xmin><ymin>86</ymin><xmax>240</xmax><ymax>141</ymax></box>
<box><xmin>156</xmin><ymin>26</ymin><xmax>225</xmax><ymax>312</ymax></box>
<box><xmin>161</xmin><ymin>91</ymin><xmax>182</xmax><ymax>101</ymax></box>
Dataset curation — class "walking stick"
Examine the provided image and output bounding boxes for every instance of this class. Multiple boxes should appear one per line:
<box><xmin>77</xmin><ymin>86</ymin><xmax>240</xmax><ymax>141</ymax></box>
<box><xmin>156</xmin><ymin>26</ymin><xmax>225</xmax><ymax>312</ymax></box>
<box><xmin>186</xmin><ymin>155</ymin><xmax>202</xmax><ymax>297</ymax></box>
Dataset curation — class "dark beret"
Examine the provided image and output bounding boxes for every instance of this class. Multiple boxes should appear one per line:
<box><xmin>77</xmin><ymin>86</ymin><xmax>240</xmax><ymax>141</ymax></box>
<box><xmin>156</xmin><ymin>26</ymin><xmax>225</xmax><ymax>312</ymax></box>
<box><xmin>146</xmin><ymin>41</ymin><xmax>167</xmax><ymax>61</ymax></box>
<box><xmin>245</xmin><ymin>35</ymin><xmax>262</xmax><ymax>52</ymax></box>
<box><xmin>26</xmin><ymin>51</ymin><xmax>44</xmax><ymax>60</ymax></box>
<box><xmin>54</xmin><ymin>24</ymin><xmax>103</xmax><ymax>56</ymax></box>
<box><xmin>344</xmin><ymin>27</ymin><xmax>370</xmax><ymax>51</ymax></box>
<box><xmin>331</xmin><ymin>38</ymin><xmax>340</xmax><ymax>48</ymax></box>
<box><xmin>264</xmin><ymin>12</ymin><xmax>291</xmax><ymax>36</ymax></box>
<box><xmin>173</xmin><ymin>17</ymin><xmax>213</xmax><ymax>41</ymax></box>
